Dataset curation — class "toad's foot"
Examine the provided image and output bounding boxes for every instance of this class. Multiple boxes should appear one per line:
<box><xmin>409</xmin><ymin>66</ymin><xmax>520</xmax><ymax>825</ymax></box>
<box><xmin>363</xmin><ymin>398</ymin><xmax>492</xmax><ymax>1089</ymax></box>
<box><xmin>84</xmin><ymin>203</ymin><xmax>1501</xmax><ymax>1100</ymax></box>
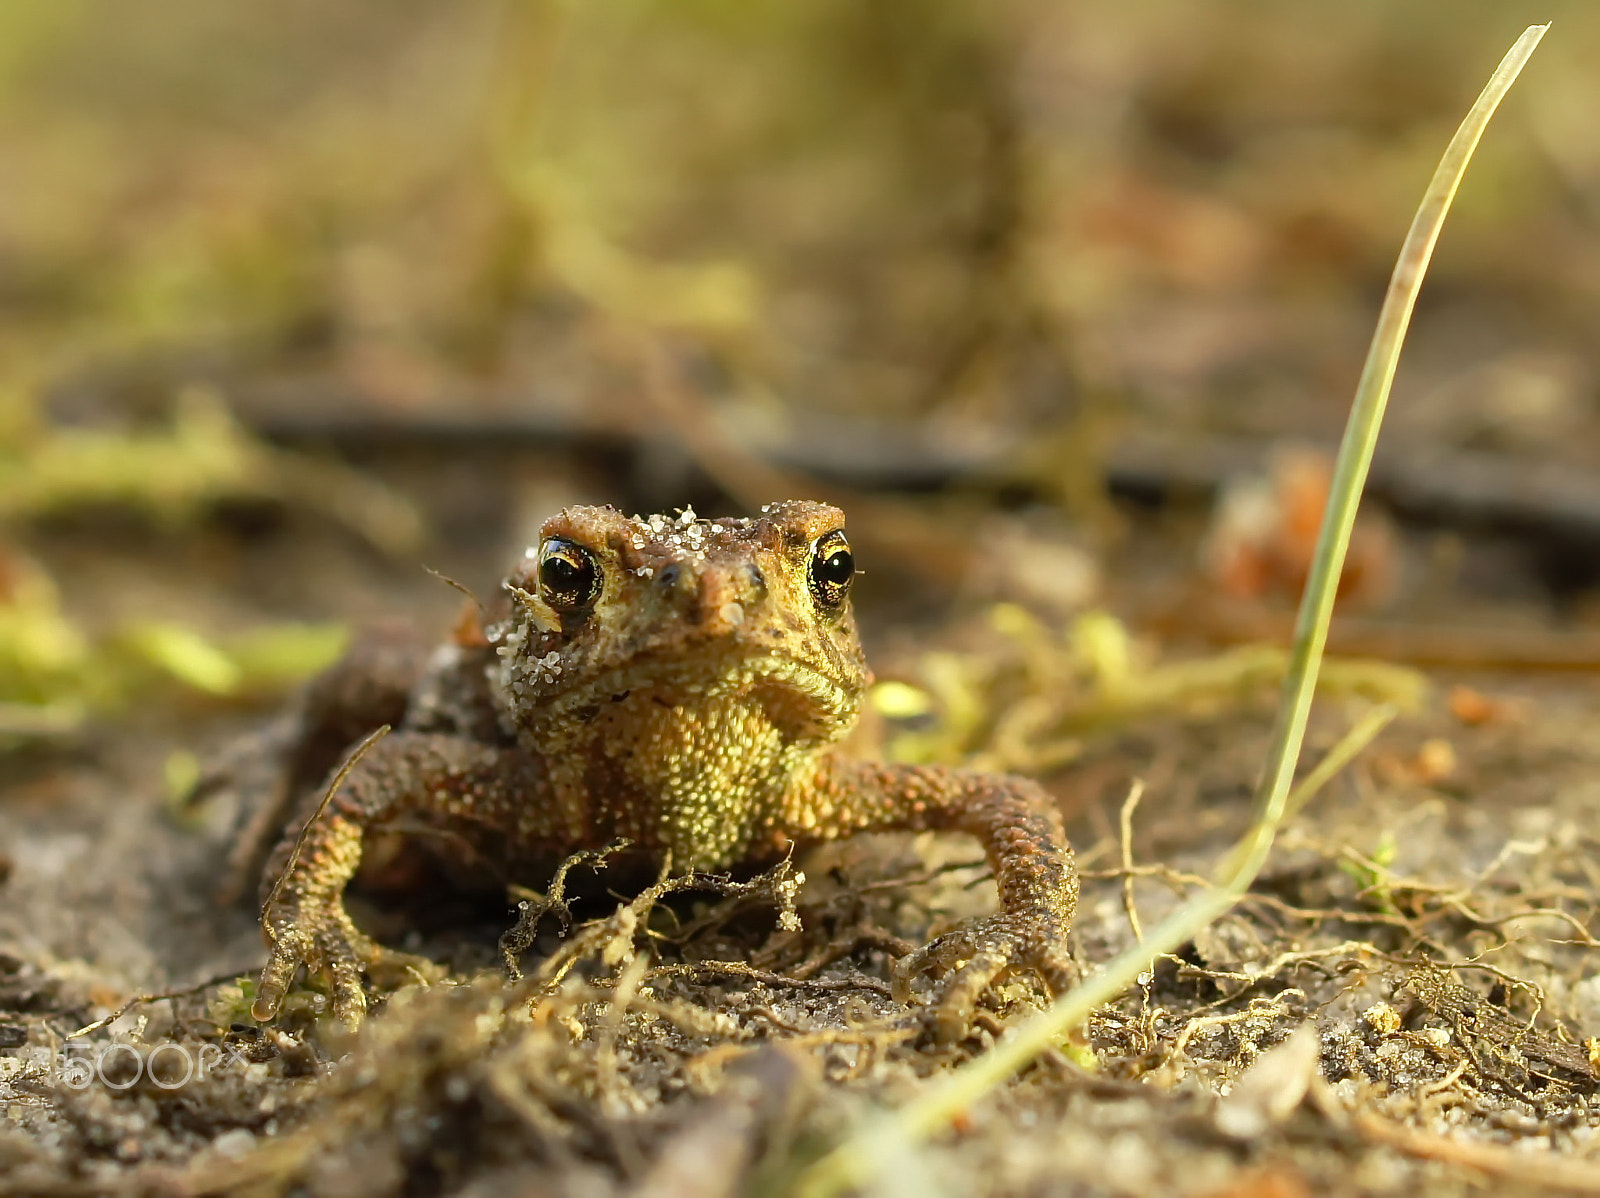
<box><xmin>253</xmin><ymin>897</ymin><xmax>384</xmax><ymax>1030</ymax></box>
<box><xmin>892</xmin><ymin>911</ymin><xmax>1077</xmax><ymax>1042</ymax></box>
<box><xmin>250</xmin><ymin>732</ymin><xmax>548</xmax><ymax>1027</ymax></box>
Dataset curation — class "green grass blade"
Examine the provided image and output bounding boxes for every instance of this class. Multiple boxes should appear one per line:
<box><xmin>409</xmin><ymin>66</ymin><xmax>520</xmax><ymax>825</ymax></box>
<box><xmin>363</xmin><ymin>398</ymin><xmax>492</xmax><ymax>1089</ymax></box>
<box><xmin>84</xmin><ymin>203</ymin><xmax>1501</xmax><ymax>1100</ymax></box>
<box><xmin>1231</xmin><ymin>22</ymin><xmax>1549</xmax><ymax>886</ymax></box>
<box><xmin>790</xmin><ymin>22</ymin><xmax>1548</xmax><ymax>1198</ymax></box>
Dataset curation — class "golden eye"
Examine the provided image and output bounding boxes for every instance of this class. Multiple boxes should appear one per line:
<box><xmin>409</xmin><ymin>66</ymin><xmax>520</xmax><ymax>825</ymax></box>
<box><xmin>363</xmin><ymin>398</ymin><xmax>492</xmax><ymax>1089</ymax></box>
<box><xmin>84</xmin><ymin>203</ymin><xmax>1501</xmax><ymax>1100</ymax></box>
<box><xmin>808</xmin><ymin>530</ymin><xmax>855</xmax><ymax>610</ymax></box>
<box><xmin>537</xmin><ymin>538</ymin><xmax>602</xmax><ymax>610</ymax></box>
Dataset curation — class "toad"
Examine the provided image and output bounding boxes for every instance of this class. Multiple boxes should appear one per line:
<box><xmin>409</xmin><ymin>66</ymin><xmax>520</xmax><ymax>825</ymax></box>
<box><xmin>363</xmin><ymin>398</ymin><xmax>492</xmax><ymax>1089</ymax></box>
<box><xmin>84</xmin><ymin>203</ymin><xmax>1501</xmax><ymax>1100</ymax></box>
<box><xmin>233</xmin><ymin>500</ymin><xmax>1078</xmax><ymax>1037</ymax></box>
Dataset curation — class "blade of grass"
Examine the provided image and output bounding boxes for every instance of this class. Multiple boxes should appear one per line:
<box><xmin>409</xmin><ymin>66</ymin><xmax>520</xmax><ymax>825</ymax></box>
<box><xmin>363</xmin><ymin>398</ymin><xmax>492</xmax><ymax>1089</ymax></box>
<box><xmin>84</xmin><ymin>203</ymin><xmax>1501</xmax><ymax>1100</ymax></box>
<box><xmin>1228</xmin><ymin>23</ymin><xmax>1547</xmax><ymax>888</ymax></box>
<box><xmin>790</xmin><ymin>22</ymin><xmax>1547</xmax><ymax>1198</ymax></box>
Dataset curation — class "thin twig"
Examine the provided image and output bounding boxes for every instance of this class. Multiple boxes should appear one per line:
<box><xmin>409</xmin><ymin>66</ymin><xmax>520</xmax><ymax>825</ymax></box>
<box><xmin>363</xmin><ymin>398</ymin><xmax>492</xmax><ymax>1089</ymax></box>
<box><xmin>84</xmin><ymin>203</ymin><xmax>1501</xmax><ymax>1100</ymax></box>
<box><xmin>259</xmin><ymin>724</ymin><xmax>391</xmax><ymax>929</ymax></box>
<box><xmin>1118</xmin><ymin>779</ymin><xmax>1147</xmax><ymax>943</ymax></box>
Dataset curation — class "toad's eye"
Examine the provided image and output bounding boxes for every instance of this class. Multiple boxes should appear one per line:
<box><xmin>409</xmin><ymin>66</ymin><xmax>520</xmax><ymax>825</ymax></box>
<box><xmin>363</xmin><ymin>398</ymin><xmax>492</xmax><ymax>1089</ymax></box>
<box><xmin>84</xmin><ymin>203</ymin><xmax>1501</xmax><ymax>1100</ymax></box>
<box><xmin>537</xmin><ymin>538</ymin><xmax>602</xmax><ymax>610</ymax></box>
<box><xmin>808</xmin><ymin>530</ymin><xmax>855</xmax><ymax>610</ymax></box>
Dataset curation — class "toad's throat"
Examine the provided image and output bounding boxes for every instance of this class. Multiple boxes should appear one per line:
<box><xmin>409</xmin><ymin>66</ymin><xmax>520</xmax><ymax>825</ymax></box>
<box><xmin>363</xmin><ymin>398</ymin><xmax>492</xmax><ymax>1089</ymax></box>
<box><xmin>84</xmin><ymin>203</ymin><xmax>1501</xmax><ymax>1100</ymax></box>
<box><xmin>575</xmin><ymin>690</ymin><xmax>824</xmax><ymax>867</ymax></box>
<box><xmin>530</xmin><ymin>653</ymin><xmax>859</xmax><ymax>736</ymax></box>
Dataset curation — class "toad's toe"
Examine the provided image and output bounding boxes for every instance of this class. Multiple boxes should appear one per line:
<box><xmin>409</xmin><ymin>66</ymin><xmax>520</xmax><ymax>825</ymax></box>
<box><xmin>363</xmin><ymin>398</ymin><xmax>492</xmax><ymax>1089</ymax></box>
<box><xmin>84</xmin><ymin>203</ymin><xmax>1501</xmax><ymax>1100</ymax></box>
<box><xmin>895</xmin><ymin>913</ymin><xmax>1076</xmax><ymax>1042</ymax></box>
<box><xmin>253</xmin><ymin>901</ymin><xmax>379</xmax><ymax>1029</ymax></box>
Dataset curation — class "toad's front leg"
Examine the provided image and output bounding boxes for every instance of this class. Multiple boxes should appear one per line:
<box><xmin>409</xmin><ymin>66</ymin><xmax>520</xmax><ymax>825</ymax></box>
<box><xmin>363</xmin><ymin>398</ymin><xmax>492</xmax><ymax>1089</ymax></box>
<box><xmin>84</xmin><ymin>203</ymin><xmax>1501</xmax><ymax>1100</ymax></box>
<box><xmin>252</xmin><ymin>732</ymin><xmax>554</xmax><ymax>1028</ymax></box>
<box><xmin>189</xmin><ymin>623</ymin><xmax>429</xmax><ymax>904</ymax></box>
<box><xmin>799</xmin><ymin>757</ymin><xmax>1078</xmax><ymax>1040</ymax></box>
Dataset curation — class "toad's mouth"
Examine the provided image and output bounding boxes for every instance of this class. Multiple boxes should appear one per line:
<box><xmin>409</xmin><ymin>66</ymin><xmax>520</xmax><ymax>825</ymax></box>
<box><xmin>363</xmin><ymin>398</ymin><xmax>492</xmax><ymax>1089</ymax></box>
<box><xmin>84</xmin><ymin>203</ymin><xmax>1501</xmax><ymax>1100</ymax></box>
<box><xmin>532</xmin><ymin>652</ymin><xmax>858</xmax><ymax>731</ymax></box>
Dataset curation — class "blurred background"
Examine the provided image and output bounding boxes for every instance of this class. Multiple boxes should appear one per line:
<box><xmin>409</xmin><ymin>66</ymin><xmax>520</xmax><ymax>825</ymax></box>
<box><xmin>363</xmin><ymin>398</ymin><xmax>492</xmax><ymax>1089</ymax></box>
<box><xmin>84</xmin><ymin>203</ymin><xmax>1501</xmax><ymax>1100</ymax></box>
<box><xmin>2</xmin><ymin>0</ymin><xmax>1597</xmax><ymax>755</ymax></box>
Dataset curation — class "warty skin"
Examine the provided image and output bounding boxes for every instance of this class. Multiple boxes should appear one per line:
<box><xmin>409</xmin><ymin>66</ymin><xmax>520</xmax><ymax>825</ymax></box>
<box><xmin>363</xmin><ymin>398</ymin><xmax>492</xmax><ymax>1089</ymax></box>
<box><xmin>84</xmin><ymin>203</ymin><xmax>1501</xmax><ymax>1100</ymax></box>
<box><xmin>241</xmin><ymin>500</ymin><xmax>1079</xmax><ymax>1039</ymax></box>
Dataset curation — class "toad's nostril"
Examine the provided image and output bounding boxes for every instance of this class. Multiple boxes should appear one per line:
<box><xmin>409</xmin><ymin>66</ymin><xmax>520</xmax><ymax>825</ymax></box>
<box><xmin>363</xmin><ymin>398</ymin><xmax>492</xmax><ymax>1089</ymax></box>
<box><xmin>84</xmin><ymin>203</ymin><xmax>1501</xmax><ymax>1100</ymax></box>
<box><xmin>656</xmin><ymin>564</ymin><xmax>682</xmax><ymax>589</ymax></box>
<box><xmin>687</xmin><ymin>565</ymin><xmax>758</xmax><ymax>635</ymax></box>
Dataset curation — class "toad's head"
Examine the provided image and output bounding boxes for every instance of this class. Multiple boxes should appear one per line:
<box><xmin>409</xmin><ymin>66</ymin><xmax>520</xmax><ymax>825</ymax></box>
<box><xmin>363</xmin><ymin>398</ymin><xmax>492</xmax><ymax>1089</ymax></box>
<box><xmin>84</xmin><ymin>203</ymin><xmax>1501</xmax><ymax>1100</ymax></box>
<box><xmin>491</xmin><ymin>500</ymin><xmax>870</xmax><ymax>763</ymax></box>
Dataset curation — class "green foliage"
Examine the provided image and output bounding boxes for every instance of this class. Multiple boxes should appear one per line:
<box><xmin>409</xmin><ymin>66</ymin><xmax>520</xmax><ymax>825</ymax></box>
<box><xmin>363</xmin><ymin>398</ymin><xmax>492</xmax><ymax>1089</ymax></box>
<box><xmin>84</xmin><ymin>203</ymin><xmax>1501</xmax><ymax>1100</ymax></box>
<box><xmin>874</xmin><ymin>603</ymin><xmax>1428</xmax><ymax>774</ymax></box>
<box><xmin>0</xmin><ymin>379</ymin><xmax>399</xmax><ymax>743</ymax></box>
<box><xmin>0</xmin><ymin>542</ymin><xmax>349</xmax><ymax>741</ymax></box>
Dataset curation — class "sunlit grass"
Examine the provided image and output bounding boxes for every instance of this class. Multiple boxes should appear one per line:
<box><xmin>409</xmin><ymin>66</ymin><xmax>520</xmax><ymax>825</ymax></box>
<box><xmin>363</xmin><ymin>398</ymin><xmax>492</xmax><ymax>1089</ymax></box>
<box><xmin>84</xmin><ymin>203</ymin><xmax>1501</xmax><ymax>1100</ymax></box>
<box><xmin>791</xmin><ymin>22</ymin><xmax>1550</xmax><ymax>1198</ymax></box>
